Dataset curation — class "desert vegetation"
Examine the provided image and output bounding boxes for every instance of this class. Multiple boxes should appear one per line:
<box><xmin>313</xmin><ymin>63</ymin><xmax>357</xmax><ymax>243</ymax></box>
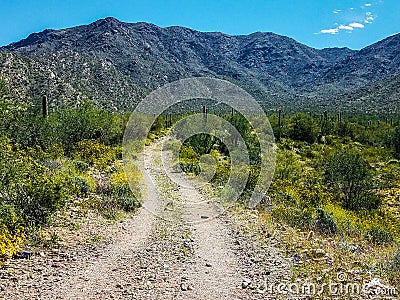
<box><xmin>0</xmin><ymin>74</ymin><xmax>399</xmax><ymax>288</ymax></box>
<box><xmin>173</xmin><ymin>109</ymin><xmax>400</xmax><ymax>287</ymax></box>
<box><xmin>0</xmin><ymin>77</ymin><xmax>140</xmax><ymax>260</ymax></box>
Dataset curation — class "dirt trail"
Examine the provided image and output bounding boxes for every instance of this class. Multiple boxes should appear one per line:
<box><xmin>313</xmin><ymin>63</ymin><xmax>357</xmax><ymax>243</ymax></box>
<box><xmin>145</xmin><ymin>138</ymin><xmax>247</xmax><ymax>299</ymax></box>
<box><xmin>175</xmin><ymin>184</ymin><xmax>244</xmax><ymax>299</ymax></box>
<box><xmin>0</xmin><ymin>138</ymin><xmax>291</xmax><ymax>299</ymax></box>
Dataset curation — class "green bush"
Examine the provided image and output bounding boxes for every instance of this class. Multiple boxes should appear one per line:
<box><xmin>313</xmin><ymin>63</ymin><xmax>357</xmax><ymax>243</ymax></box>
<box><xmin>274</xmin><ymin>150</ymin><xmax>303</xmax><ymax>181</ymax></box>
<box><xmin>0</xmin><ymin>200</ymin><xmax>19</xmax><ymax>222</ymax></box>
<box><xmin>179</xmin><ymin>161</ymin><xmax>201</xmax><ymax>174</ymax></box>
<box><xmin>73</xmin><ymin>140</ymin><xmax>116</xmax><ymax>168</ymax></box>
<box><xmin>315</xmin><ymin>208</ymin><xmax>338</xmax><ymax>234</ymax></box>
<box><xmin>272</xmin><ymin>206</ymin><xmax>314</xmax><ymax>230</ymax></box>
<box><xmin>117</xmin><ymin>195</ymin><xmax>140</xmax><ymax>212</ymax></box>
<box><xmin>109</xmin><ymin>170</ymin><xmax>140</xmax><ymax>212</ymax></box>
<box><xmin>73</xmin><ymin>160</ymin><xmax>90</xmax><ymax>172</ymax></box>
<box><xmin>364</xmin><ymin>226</ymin><xmax>394</xmax><ymax>245</ymax></box>
<box><xmin>285</xmin><ymin>113</ymin><xmax>317</xmax><ymax>143</ymax></box>
<box><xmin>179</xmin><ymin>145</ymin><xmax>201</xmax><ymax>174</ymax></box>
<box><xmin>14</xmin><ymin>171</ymin><xmax>68</xmax><ymax>226</ymax></box>
<box><xmin>71</xmin><ymin>177</ymin><xmax>92</xmax><ymax>196</ymax></box>
<box><xmin>0</xmin><ymin>138</ymin><xmax>69</xmax><ymax>227</ymax></box>
<box><xmin>324</xmin><ymin>149</ymin><xmax>381</xmax><ymax>211</ymax></box>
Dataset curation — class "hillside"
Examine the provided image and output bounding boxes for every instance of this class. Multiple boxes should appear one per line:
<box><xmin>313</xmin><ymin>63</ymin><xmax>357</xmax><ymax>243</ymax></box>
<box><xmin>1</xmin><ymin>17</ymin><xmax>399</xmax><ymax>112</ymax></box>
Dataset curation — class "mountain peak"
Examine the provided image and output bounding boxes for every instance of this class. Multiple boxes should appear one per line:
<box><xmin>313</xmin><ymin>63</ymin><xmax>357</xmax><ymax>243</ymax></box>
<box><xmin>89</xmin><ymin>17</ymin><xmax>123</xmax><ymax>28</ymax></box>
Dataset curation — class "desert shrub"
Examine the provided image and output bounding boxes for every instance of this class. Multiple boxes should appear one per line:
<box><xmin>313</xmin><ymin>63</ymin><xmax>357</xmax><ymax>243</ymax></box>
<box><xmin>323</xmin><ymin>202</ymin><xmax>400</xmax><ymax>240</ymax></box>
<box><xmin>0</xmin><ymin>138</ymin><xmax>69</xmax><ymax>227</ymax></box>
<box><xmin>109</xmin><ymin>169</ymin><xmax>140</xmax><ymax>212</ymax></box>
<box><xmin>270</xmin><ymin>179</ymin><xmax>327</xmax><ymax>209</ymax></box>
<box><xmin>272</xmin><ymin>206</ymin><xmax>314</xmax><ymax>229</ymax></box>
<box><xmin>212</xmin><ymin>159</ymin><xmax>230</xmax><ymax>186</ymax></box>
<box><xmin>179</xmin><ymin>145</ymin><xmax>200</xmax><ymax>174</ymax></box>
<box><xmin>179</xmin><ymin>145</ymin><xmax>199</xmax><ymax>161</ymax></box>
<box><xmin>291</xmin><ymin>208</ymin><xmax>315</xmax><ymax>229</ymax></box>
<box><xmin>73</xmin><ymin>140</ymin><xmax>116</xmax><ymax>168</ymax></box>
<box><xmin>51</xmin><ymin>101</ymin><xmax>124</xmax><ymax>151</ymax></box>
<box><xmin>0</xmin><ymin>224</ymin><xmax>24</xmax><ymax>260</ymax></box>
<box><xmin>245</xmin><ymin>164</ymin><xmax>262</xmax><ymax>193</ymax></box>
<box><xmin>274</xmin><ymin>150</ymin><xmax>303</xmax><ymax>181</ymax></box>
<box><xmin>71</xmin><ymin>176</ymin><xmax>92</xmax><ymax>196</ymax></box>
<box><xmin>364</xmin><ymin>226</ymin><xmax>394</xmax><ymax>245</ymax></box>
<box><xmin>276</xmin><ymin>189</ymin><xmax>297</xmax><ymax>206</ymax></box>
<box><xmin>73</xmin><ymin>160</ymin><xmax>90</xmax><ymax>172</ymax></box>
<box><xmin>185</xmin><ymin>133</ymin><xmax>215</xmax><ymax>156</ymax></box>
<box><xmin>336</xmin><ymin>121</ymin><xmax>356</xmax><ymax>139</ymax></box>
<box><xmin>297</xmin><ymin>179</ymin><xmax>329</xmax><ymax>208</ymax></box>
<box><xmin>0</xmin><ymin>198</ymin><xmax>25</xmax><ymax>261</ymax></box>
<box><xmin>324</xmin><ymin>149</ymin><xmax>381</xmax><ymax>211</ymax></box>
<box><xmin>9</xmin><ymin>113</ymin><xmax>54</xmax><ymax>149</ymax></box>
<box><xmin>179</xmin><ymin>161</ymin><xmax>201</xmax><ymax>174</ymax></box>
<box><xmin>116</xmin><ymin>194</ymin><xmax>140</xmax><ymax>212</ymax></box>
<box><xmin>315</xmin><ymin>208</ymin><xmax>338</xmax><ymax>234</ymax></box>
<box><xmin>0</xmin><ymin>201</ymin><xmax>20</xmax><ymax>231</ymax></box>
<box><xmin>285</xmin><ymin>113</ymin><xmax>317</xmax><ymax>143</ymax></box>
<box><xmin>13</xmin><ymin>170</ymin><xmax>68</xmax><ymax>226</ymax></box>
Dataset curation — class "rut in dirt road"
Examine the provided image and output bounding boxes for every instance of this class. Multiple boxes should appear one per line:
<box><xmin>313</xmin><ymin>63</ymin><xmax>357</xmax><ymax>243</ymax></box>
<box><xmin>174</xmin><ymin>184</ymin><xmax>245</xmax><ymax>300</ymax></box>
<box><xmin>142</xmin><ymin>139</ymin><xmax>249</xmax><ymax>300</ymax></box>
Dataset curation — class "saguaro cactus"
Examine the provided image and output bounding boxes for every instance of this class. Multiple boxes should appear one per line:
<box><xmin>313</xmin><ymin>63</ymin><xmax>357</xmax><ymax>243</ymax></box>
<box><xmin>323</xmin><ymin>111</ymin><xmax>328</xmax><ymax>121</ymax></box>
<box><xmin>278</xmin><ymin>109</ymin><xmax>282</xmax><ymax>140</ymax></box>
<box><xmin>338</xmin><ymin>112</ymin><xmax>342</xmax><ymax>122</ymax></box>
<box><xmin>42</xmin><ymin>95</ymin><xmax>48</xmax><ymax>118</ymax></box>
<box><xmin>203</xmin><ymin>105</ymin><xmax>208</xmax><ymax>122</ymax></box>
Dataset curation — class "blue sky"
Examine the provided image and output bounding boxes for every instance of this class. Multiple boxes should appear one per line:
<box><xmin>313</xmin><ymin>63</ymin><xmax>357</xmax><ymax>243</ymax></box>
<box><xmin>0</xmin><ymin>0</ymin><xmax>399</xmax><ymax>49</ymax></box>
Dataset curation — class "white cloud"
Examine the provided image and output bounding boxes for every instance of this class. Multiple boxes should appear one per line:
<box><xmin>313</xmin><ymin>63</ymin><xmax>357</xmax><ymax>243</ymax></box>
<box><xmin>320</xmin><ymin>28</ymin><xmax>339</xmax><ymax>34</ymax></box>
<box><xmin>338</xmin><ymin>25</ymin><xmax>354</xmax><ymax>31</ymax></box>
<box><xmin>349</xmin><ymin>22</ymin><xmax>365</xmax><ymax>28</ymax></box>
<box><xmin>320</xmin><ymin>6</ymin><xmax>375</xmax><ymax>35</ymax></box>
<box><xmin>320</xmin><ymin>21</ymin><xmax>369</xmax><ymax>35</ymax></box>
<box><xmin>365</xmin><ymin>12</ymin><xmax>375</xmax><ymax>23</ymax></box>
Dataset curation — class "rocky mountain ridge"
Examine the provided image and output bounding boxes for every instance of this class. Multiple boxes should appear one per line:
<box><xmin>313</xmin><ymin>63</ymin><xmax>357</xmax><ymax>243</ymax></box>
<box><xmin>1</xmin><ymin>17</ymin><xmax>399</xmax><ymax>113</ymax></box>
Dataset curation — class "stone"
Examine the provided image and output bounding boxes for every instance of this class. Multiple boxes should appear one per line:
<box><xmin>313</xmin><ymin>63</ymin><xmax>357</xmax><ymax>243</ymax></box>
<box><xmin>242</xmin><ymin>279</ymin><xmax>252</xmax><ymax>289</ymax></box>
<box><xmin>311</xmin><ymin>248</ymin><xmax>325</xmax><ymax>258</ymax></box>
<box><xmin>14</xmin><ymin>250</ymin><xmax>33</xmax><ymax>259</ymax></box>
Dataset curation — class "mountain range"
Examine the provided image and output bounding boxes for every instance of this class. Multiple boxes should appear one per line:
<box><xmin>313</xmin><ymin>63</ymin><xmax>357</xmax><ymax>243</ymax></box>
<box><xmin>1</xmin><ymin>17</ymin><xmax>399</xmax><ymax>114</ymax></box>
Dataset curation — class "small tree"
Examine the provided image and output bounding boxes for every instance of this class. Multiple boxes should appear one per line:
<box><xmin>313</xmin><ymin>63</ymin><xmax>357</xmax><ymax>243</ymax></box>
<box><xmin>324</xmin><ymin>149</ymin><xmax>380</xmax><ymax>211</ymax></box>
<box><xmin>286</xmin><ymin>113</ymin><xmax>317</xmax><ymax>143</ymax></box>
